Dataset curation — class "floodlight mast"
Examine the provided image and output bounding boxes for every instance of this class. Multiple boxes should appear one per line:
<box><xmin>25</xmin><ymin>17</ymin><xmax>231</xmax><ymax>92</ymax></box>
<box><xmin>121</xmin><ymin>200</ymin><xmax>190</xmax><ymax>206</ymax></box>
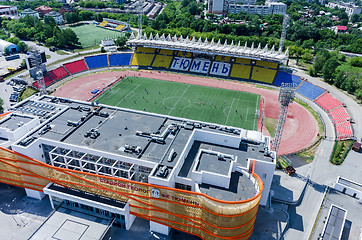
<box><xmin>138</xmin><ymin>0</ymin><xmax>143</xmax><ymax>39</ymax></box>
<box><xmin>278</xmin><ymin>14</ymin><xmax>290</xmax><ymax>53</ymax></box>
<box><xmin>29</xmin><ymin>49</ymin><xmax>46</xmax><ymax>96</ymax></box>
<box><xmin>271</xmin><ymin>83</ymin><xmax>296</xmax><ymax>154</ymax></box>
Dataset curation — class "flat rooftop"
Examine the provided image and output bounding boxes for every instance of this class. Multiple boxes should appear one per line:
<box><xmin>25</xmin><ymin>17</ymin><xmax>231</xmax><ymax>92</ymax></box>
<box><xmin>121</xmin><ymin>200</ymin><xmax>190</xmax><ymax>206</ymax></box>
<box><xmin>337</xmin><ymin>177</ymin><xmax>362</xmax><ymax>193</ymax></box>
<box><xmin>179</xmin><ymin>141</ymin><xmax>273</xmax><ymax>179</ymax></box>
<box><xmin>198</xmin><ymin>172</ymin><xmax>257</xmax><ymax>201</ymax></box>
<box><xmin>0</xmin><ymin>114</ymin><xmax>34</xmax><ymax>131</ymax></box>
<box><xmin>16</xmin><ymin>96</ymin><xmax>272</xmax><ymax>166</ymax></box>
<box><xmin>11</xmin><ymin>96</ymin><xmax>272</xmax><ymax>202</ymax></box>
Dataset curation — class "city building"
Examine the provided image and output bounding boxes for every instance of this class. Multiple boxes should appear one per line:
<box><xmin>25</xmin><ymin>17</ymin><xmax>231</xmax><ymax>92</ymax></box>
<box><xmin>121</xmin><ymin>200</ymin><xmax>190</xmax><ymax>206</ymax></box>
<box><xmin>45</xmin><ymin>11</ymin><xmax>63</xmax><ymax>25</ymax></box>
<box><xmin>326</xmin><ymin>1</ymin><xmax>361</xmax><ymax>18</ymax></box>
<box><xmin>0</xmin><ymin>39</ymin><xmax>18</xmax><ymax>54</ymax></box>
<box><xmin>19</xmin><ymin>8</ymin><xmax>40</xmax><ymax>18</ymax></box>
<box><xmin>0</xmin><ymin>95</ymin><xmax>276</xmax><ymax>239</ymax></box>
<box><xmin>58</xmin><ymin>3</ymin><xmax>75</xmax><ymax>16</ymax></box>
<box><xmin>266</xmin><ymin>1</ymin><xmax>287</xmax><ymax>15</ymax></box>
<box><xmin>35</xmin><ymin>5</ymin><xmax>53</xmax><ymax>17</ymax></box>
<box><xmin>333</xmin><ymin>25</ymin><xmax>348</xmax><ymax>34</ymax></box>
<box><xmin>0</xmin><ymin>5</ymin><xmax>17</xmax><ymax>16</ymax></box>
<box><xmin>209</xmin><ymin>0</ymin><xmax>286</xmax><ymax>15</ymax></box>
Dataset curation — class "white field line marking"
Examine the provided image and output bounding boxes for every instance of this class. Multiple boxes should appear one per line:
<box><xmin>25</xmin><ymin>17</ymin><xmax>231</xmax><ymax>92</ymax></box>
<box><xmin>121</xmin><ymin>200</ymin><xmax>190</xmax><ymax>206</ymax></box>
<box><xmin>168</xmin><ymin>85</ymin><xmax>190</xmax><ymax>115</ymax></box>
<box><xmin>107</xmin><ymin>82</ymin><xmax>138</xmax><ymax>99</ymax></box>
<box><xmin>253</xmin><ymin>95</ymin><xmax>260</xmax><ymax>131</ymax></box>
<box><xmin>114</xmin><ymin>84</ymin><xmax>140</xmax><ymax>106</ymax></box>
<box><xmin>246</xmin><ymin>108</ymin><xmax>249</xmax><ymax>121</ymax></box>
<box><xmin>225</xmin><ymin>98</ymin><xmax>236</xmax><ymax>125</ymax></box>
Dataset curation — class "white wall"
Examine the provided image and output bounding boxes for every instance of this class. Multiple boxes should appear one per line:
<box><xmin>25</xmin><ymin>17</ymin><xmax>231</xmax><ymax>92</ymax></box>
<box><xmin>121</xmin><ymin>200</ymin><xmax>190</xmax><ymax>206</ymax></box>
<box><xmin>252</xmin><ymin>158</ymin><xmax>275</xmax><ymax>206</ymax></box>
<box><xmin>0</xmin><ymin>115</ymin><xmax>40</xmax><ymax>141</ymax></box>
<box><xmin>150</xmin><ymin>221</ymin><xmax>170</xmax><ymax>235</ymax></box>
<box><xmin>25</xmin><ymin>188</ymin><xmax>45</xmax><ymax>200</ymax></box>
<box><xmin>212</xmin><ymin>0</ymin><xmax>224</xmax><ymax>14</ymax></box>
<box><xmin>193</xmin><ymin>129</ymin><xmax>241</xmax><ymax>148</ymax></box>
<box><xmin>334</xmin><ymin>177</ymin><xmax>362</xmax><ymax>200</ymax></box>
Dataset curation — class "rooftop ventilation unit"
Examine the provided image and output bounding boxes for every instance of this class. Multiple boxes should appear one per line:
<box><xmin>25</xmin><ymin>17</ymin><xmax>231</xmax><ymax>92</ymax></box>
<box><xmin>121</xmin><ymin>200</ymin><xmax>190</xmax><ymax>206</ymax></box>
<box><xmin>124</xmin><ymin>144</ymin><xmax>142</xmax><ymax>154</ymax></box>
<box><xmin>39</xmin><ymin>124</ymin><xmax>51</xmax><ymax>135</ymax></box>
<box><xmin>67</xmin><ymin>120</ymin><xmax>80</xmax><ymax>127</ymax></box>
<box><xmin>167</xmin><ymin>149</ymin><xmax>177</xmax><ymax>162</ymax></box>
<box><xmin>157</xmin><ymin>166</ymin><xmax>169</xmax><ymax>178</ymax></box>
<box><xmin>84</xmin><ymin>128</ymin><xmax>100</xmax><ymax>139</ymax></box>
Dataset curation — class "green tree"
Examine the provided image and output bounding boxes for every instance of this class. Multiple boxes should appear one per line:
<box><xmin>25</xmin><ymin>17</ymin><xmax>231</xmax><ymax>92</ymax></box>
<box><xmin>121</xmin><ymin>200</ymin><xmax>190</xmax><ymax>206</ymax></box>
<box><xmin>114</xmin><ymin>35</ymin><xmax>128</xmax><ymax>48</ymax></box>
<box><xmin>322</xmin><ymin>56</ymin><xmax>340</xmax><ymax>81</ymax></box>
<box><xmin>17</xmin><ymin>41</ymin><xmax>28</xmax><ymax>53</ymax></box>
<box><xmin>349</xmin><ymin>57</ymin><xmax>362</xmax><ymax>67</ymax></box>
<box><xmin>0</xmin><ymin>98</ymin><xmax>3</xmax><ymax>113</ymax></box>
<box><xmin>302</xmin><ymin>52</ymin><xmax>313</xmax><ymax>63</ymax></box>
<box><xmin>44</xmin><ymin>16</ymin><xmax>56</xmax><ymax>27</ymax></box>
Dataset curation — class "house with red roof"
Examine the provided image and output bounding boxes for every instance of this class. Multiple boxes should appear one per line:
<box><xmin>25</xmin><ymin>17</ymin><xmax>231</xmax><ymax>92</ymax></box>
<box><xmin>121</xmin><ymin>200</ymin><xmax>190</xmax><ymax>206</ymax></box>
<box><xmin>35</xmin><ymin>5</ymin><xmax>53</xmax><ymax>17</ymax></box>
<box><xmin>334</xmin><ymin>25</ymin><xmax>348</xmax><ymax>34</ymax></box>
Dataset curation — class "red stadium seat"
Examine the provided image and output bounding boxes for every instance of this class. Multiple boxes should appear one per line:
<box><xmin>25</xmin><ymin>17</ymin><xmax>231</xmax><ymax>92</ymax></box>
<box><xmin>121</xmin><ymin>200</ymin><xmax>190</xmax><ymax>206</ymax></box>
<box><xmin>64</xmin><ymin>60</ymin><xmax>88</xmax><ymax>74</ymax></box>
<box><xmin>315</xmin><ymin>93</ymin><xmax>342</xmax><ymax>112</ymax></box>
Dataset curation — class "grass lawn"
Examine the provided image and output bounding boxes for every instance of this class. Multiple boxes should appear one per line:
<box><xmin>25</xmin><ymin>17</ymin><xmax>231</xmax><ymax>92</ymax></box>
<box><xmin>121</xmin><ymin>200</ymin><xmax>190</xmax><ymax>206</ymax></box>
<box><xmin>330</xmin><ymin>140</ymin><xmax>354</xmax><ymax>165</ymax></box>
<box><xmin>67</xmin><ymin>24</ymin><xmax>124</xmax><ymax>47</ymax></box>
<box><xmin>19</xmin><ymin>87</ymin><xmax>37</xmax><ymax>101</ymax></box>
<box><xmin>96</xmin><ymin>76</ymin><xmax>260</xmax><ymax>130</ymax></box>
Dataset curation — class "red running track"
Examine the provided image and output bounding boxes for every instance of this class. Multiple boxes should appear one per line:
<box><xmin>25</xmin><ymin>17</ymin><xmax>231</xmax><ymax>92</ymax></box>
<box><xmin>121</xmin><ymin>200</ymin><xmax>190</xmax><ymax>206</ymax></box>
<box><xmin>52</xmin><ymin>70</ymin><xmax>318</xmax><ymax>156</ymax></box>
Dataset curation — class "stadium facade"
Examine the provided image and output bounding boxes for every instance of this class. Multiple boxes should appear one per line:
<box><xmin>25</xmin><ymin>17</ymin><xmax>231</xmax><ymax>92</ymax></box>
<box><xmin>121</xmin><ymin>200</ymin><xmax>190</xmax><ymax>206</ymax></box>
<box><xmin>0</xmin><ymin>94</ymin><xmax>276</xmax><ymax>239</ymax></box>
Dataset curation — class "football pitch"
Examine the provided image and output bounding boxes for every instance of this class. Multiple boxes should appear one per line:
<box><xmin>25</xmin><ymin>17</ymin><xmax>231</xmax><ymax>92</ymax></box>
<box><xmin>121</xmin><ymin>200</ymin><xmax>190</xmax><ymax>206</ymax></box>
<box><xmin>67</xmin><ymin>24</ymin><xmax>124</xmax><ymax>47</ymax></box>
<box><xmin>96</xmin><ymin>77</ymin><xmax>260</xmax><ymax>130</ymax></box>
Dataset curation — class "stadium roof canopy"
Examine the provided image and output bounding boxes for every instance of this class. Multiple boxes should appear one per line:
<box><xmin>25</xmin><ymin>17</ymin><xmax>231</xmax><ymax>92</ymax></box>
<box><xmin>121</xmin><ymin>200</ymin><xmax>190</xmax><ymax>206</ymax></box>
<box><xmin>127</xmin><ymin>32</ymin><xmax>289</xmax><ymax>64</ymax></box>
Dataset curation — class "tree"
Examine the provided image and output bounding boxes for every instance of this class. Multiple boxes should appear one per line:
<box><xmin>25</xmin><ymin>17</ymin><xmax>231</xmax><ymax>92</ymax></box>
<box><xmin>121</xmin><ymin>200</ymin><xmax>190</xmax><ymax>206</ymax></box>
<box><xmin>302</xmin><ymin>52</ymin><xmax>313</xmax><ymax>63</ymax></box>
<box><xmin>114</xmin><ymin>35</ymin><xmax>128</xmax><ymax>49</ymax></box>
<box><xmin>44</xmin><ymin>16</ymin><xmax>56</xmax><ymax>27</ymax></box>
<box><xmin>349</xmin><ymin>57</ymin><xmax>362</xmax><ymax>67</ymax></box>
<box><xmin>351</xmin><ymin>14</ymin><xmax>360</xmax><ymax>23</ymax></box>
<box><xmin>322</xmin><ymin>56</ymin><xmax>340</xmax><ymax>81</ymax></box>
<box><xmin>17</xmin><ymin>41</ymin><xmax>28</xmax><ymax>53</ymax></box>
<box><xmin>189</xmin><ymin>2</ymin><xmax>199</xmax><ymax>16</ymax></box>
<box><xmin>0</xmin><ymin>98</ymin><xmax>3</xmax><ymax>113</ymax></box>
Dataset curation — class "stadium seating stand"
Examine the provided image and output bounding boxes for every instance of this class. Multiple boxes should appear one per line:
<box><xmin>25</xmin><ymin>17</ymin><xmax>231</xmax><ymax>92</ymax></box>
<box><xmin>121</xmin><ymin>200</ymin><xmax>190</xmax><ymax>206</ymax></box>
<box><xmin>315</xmin><ymin>93</ymin><xmax>343</xmax><ymax>112</ymax></box>
<box><xmin>273</xmin><ymin>72</ymin><xmax>302</xmax><ymax>87</ymax></box>
<box><xmin>48</xmin><ymin>67</ymin><xmax>69</xmax><ymax>82</ymax></box>
<box><xmin>64</xmin><ymin>60</ymin><xmax>88</xmax><ymax>74</ymax></box>
<box><xmin>251</xmin><ymin>67</ymin><xmax>277</xmax><ymax>84</ymax></box>
<box><xmin>329</xmin><ymin>106</ymin><xmax>350</xmax><ymax>124</ymax></box>
<box><xmin>109</xmin><ymin>54</ymin><xmax>132</xmax><ymax>66</ymax></box>
<box><xmin>85</xmin><ymin>55</ymin><xmax>108</xmax><ymax>69</ymax></box>
<box><xmin>230</xmin><ymin>64</ymin><xmax>251</xmax><ymax>79</ymax></box>
<box><xmin>336</xmin><ymin>122</ymin><xmax>353</xmax><ymax>139</ymax></box>
<box><xmin>152</xmin><ymin>55</ymin><xmax>173</xmax><ymax>68</ymax></box>
<box><xmin>256</xmin><ymin>60</ymin><xmax>278</xmax><ymax>69</ymax></box>
<box><xmin>131</xmin><ymin>53</ymin><xmax>154</xmax><ymax>66</ymax></box>
<box><xmin>296</xmin><ymin>81</ymin><xmax>325</xmax><ymax>100</ymax></box>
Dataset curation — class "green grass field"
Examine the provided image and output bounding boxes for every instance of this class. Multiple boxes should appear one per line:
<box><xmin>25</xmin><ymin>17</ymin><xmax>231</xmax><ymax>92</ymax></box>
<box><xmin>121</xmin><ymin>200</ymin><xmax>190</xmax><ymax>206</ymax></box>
<box><xmin>96</xmin><ymin>77</ymin><xmax>260</xmax><ymax>130</ymax></box>
<box><xmin>67</xmin><ymin>24</ymin><xmax>124</xmax><ymax>47</ymax></box>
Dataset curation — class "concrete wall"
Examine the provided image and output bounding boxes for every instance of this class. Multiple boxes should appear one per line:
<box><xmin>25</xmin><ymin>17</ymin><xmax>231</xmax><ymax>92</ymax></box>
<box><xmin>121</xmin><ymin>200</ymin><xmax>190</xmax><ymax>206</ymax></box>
<box><xmin>334</xmin><ymin>177</ymin><xmax>362</xmax><ymax>200</ymax></box>
<box><xmin>252</xmin><ymin>158</ymin><xmax>275</xmax><ymax>206</ymax></box>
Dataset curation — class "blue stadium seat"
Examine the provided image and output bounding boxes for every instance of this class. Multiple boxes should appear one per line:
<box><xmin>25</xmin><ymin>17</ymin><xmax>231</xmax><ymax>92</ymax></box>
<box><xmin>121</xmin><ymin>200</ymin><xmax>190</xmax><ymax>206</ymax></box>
<box><xmin>296</xmin><ymin>81</ymin><xmax>325</xmax><ymax>100</ymax></box>
<box><xmin>109</xmin><ymin>54</ymin><xmax>132</xmax><ymax>66</ymax></box>
<box><xmin>85</xmin><ymin>55</ymin><xmax>108</xmax><ymax>69</ymax></box>
<box><xmin>273</xmin><ymin>71</ymin><xmax>302</xmax><ymax>87</ymax></box>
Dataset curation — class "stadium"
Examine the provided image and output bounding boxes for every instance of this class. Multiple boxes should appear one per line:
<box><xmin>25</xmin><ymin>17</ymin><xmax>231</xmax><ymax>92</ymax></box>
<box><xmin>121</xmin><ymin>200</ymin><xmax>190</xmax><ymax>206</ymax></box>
<box><xmin>0</xmin><ymin>33</ymin><xmax>354</xmax><ymax>239</ymax></box>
